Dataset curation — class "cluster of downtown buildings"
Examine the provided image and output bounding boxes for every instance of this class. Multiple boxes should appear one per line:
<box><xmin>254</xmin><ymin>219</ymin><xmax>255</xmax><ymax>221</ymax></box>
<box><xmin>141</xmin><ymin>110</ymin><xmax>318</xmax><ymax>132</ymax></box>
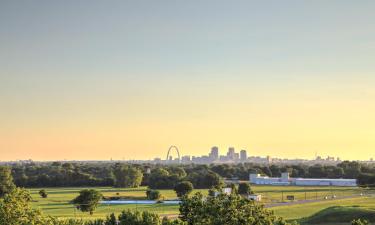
<box><xmin>152</xmin><ymin>146</ymin><xmax>361</xmax><ymax>165</ymax></box>
<box><xmin>153</xmin><ymin>146</ymin><xmax>249</xmax><ymax>164</ymax></box>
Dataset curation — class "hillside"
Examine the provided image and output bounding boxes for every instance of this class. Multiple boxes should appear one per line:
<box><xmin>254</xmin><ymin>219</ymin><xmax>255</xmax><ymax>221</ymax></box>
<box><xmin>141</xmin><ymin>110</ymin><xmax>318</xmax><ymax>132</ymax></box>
<box><xmin>300</xmin><ymin>206</ymin><xmax>375</xmax><ymax>224</ymax></box>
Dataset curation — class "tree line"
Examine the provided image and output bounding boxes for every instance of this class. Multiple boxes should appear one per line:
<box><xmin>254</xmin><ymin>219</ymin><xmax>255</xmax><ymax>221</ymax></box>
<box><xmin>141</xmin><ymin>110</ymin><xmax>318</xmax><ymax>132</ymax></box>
<box><xmin>5</xmin><ymin>160</ymin><xmax>375</xmax><ymax>188</ymax></box>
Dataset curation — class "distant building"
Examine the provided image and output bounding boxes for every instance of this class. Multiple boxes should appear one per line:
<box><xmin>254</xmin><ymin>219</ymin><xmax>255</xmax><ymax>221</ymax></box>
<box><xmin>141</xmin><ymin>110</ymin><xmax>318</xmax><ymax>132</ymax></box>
<box><xmin>240</xmin><ymin>150</ymin><xmax>247</xmax><ymax>161</ymax></box>
<box><xmin>234</xmin><ymin>153</ymin><xmax>239</xmax><ymax>161</ymax></box>
<box><xmin>248</xmin><ymin>194</ymin><xmax>262</xmax><ymax>202</ymax></box>
<box><xmin>227</xmin><ymin>147</ymin><xmax>235</xmax><ymax>160</ymax></box>
<box><xmin>209</xmin><ymin>146</ymin><xmax>219</xmax><ymax>161</ymax></box>
<box><xmin>181</xmin><ymin>155</ymin><xmax>191</xmax><ymax>163</ymax></box>
<box><xmin>249</xmin><ymin>172</ymin><xmax>357</xmax><ymax>187</ymax></box>
<box><xmin>214</xmin><ymin>187</ymin><xmax>232</xmax><ymax>197</ymax></box>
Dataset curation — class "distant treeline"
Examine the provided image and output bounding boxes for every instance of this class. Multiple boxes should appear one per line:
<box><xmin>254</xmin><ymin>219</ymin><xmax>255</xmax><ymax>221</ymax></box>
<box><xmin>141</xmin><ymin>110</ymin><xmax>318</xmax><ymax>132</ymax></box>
<box><xmin>7</xmin><ymin>161</ymin><xmax>375</xmax><ymax>188</ymax></box>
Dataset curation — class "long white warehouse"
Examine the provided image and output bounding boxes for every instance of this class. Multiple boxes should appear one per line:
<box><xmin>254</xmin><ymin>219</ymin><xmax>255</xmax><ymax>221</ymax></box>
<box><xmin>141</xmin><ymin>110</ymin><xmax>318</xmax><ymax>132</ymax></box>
<box><xmin>249</xmin><ymin>172</ymin><xmax>357</xmax><ymax>186</ymax></box>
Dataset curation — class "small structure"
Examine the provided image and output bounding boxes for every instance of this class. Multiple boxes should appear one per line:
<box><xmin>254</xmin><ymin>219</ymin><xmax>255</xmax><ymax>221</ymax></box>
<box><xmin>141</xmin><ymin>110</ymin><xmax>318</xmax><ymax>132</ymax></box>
<box><xmin>214</xmin><ymin>187</ymin><xmax>232</xmax><ymax>197</ymax></box>
<box><xmin>248</xmin><ymin>194</ymin><xmax>262</xmax><ymax>202</ymax></box>
<box><xmin>249</xmin><ymin>172</ymin><xmax>357</xmax><ymax>186</ymax></box>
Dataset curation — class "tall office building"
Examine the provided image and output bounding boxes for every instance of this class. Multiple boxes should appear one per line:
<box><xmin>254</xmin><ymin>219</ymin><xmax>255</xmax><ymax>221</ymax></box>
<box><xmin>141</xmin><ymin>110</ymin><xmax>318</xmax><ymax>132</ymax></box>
<box><xmin>209</xmin><ymin>146</ymin><xmax>219</xmax><ymax>161</ymax></box>
<box><xmin>240</xmin><ymin>150</ymin><xmax>247</xmax><ymax>161</ymax></box>
<box><xmin>234</xmin><ymin>153</ymin><xmax>240</xmax><ymax>161</ymax></box>
<box><xmin>227</xmin><ymin>147</ymin><xmax>235</xmax><ymax>160</ymax></box>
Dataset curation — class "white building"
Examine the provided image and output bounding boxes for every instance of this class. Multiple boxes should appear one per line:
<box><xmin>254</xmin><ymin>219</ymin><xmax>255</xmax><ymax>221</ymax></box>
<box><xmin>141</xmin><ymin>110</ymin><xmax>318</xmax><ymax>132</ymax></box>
<box><xmin>249</xmin><ymin>172</ymin><xmax>357</xmax><ymax>187</ymax></box>
<box><xmin>248</xmin><ymin>194</ymin><xmax>262</xmax><ymax>202</ymax></box>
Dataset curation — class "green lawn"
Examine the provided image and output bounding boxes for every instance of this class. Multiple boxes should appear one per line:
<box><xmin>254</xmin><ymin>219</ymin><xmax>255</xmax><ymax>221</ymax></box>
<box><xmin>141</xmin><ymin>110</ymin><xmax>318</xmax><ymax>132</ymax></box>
<box><xmin>28</xmin><ymin>186</ymin><xmax>375</xmax><ymax>222</ymax></box>
<box><xmin>298</xmin><ymin>205</ymin><xmax>375</xmax><ymax>224</ymax></box>
<box><xmin>272</xmin><ymin>196</ymin><xmax>375</xmax><ymax>222</ymax></box>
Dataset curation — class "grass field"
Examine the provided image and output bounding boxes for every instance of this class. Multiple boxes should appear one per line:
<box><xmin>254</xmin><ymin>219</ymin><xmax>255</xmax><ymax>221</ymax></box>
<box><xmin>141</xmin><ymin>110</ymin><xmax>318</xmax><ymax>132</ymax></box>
<box><xmin>298</xmin><ymin>205</ymin><xmax>375</xmax><ymax>224</ymax></box>
<box><xmin>28</xmin><ymin>185</ymin><xmax>375</xmax><ymax>223</ymax></box>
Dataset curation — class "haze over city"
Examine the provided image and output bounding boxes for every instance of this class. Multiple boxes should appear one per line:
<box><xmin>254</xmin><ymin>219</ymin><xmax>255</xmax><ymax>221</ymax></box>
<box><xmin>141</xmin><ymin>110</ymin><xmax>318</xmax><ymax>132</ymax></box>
<box><xmin>1</xmin><ymin>1</ymin><xmax>375</xmax><ymax>161</ymax></box>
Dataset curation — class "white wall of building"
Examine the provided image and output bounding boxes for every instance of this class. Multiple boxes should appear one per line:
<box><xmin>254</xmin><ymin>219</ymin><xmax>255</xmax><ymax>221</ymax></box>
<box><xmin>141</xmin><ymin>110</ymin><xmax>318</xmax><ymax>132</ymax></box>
<box><xmin>249</xmin><ymin>173</ymin><xmax>357</xmax><ymax>187</ymax></box>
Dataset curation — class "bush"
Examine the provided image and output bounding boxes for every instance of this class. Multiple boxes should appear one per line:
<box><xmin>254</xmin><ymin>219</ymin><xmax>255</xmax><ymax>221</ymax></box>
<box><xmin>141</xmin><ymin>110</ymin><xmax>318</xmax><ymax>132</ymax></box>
<box><xmin>39</xmin><ymin>189</ymin><xmax>48</xmax><ymax>198</ymax></box>
<box><xmin>179</xmin><ymin>192</ymin><xmax>295</xmax><ymax>225</ymax></box>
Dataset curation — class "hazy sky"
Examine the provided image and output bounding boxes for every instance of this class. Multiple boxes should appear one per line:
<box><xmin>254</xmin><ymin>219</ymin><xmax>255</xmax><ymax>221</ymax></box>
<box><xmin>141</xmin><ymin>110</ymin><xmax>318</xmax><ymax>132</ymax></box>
<box><xmin>1</xmin><ymin>1</ymin><xmax>375</xmax><ymax>161</ymax></box>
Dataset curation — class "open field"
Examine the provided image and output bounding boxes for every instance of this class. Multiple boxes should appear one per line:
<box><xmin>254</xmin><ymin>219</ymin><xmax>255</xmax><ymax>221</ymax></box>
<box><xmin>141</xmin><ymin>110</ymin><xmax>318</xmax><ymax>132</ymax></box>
<box><xmin>28</xmin><ymin>186</ymin><xmax>375</xmax><ymax>223</ymax></box>
<box><xmin>273</xmin><ymin>197</ymin><xmax>375</xmax><ymax>221</ymax></box>
<box><xmin>298</xmin><ymin>205</ymin><xmax>375</xmax><ymax>224</ymax></box>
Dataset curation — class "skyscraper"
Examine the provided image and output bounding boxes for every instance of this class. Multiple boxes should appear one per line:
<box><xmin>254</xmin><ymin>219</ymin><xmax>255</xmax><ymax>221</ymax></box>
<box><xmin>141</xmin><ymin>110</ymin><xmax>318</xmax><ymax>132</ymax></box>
<box><xmin>209</xmin><ymin>146</ymin><xmax>219</xmax><ymax>161</ymax></box>
<box><xmin>240</xmin><ymin>150</ymin><xmax>247</xmax><ymax>161</ymax></box>
<box><xmin>227</xmin><ymin>147</ymin><xmax>235</xmax><ymax>160</ymax></box>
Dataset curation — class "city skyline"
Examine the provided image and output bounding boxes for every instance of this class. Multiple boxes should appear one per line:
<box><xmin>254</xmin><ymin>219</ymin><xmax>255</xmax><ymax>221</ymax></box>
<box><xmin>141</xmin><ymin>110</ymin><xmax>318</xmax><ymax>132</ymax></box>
<box><xmin>1</xmin><ymin>145</ymin><xmax>372</xmax><ymax>163</ymax></box>
<box><xmin>1</xmin><ymin>1</ymin><xmax>375</xmax><ymax>161</ymax></box>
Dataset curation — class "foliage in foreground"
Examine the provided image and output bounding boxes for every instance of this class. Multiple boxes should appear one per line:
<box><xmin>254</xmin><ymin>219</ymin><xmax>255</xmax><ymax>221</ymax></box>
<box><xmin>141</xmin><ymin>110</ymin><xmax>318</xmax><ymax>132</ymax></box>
<box><xmin>0</xmin><ymin>188</ymin><xmax>46</xmax><ymax>225</ymax></box>
<box><xmin>0</xmin><ymin>166</ymin><xmax>15</xmax><ymax>197</ymax></box>
<box><xmin>179</xmin><ymin>191</ymin><xmax>296</xmax><ymax>225</ymax></box>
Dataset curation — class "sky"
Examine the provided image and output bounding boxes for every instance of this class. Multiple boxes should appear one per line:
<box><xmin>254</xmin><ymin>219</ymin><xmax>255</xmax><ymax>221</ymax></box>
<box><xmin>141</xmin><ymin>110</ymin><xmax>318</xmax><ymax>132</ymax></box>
<box><xmin>0</xmin><ymin>1</ymin><xmax>374</xmax><ymax>161</ymax></box>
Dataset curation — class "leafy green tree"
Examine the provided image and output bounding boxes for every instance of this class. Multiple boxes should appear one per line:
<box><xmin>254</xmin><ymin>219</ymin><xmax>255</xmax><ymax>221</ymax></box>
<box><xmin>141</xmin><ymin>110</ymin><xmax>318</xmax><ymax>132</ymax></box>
<box><xmin>146</xmin><ymin>189</ymin><xmax>161</xmax><ymax>200</ymax></box>
<box><xmin>72</xmin><ymin>189</ymin><xmax>102</xmax><ymax>215</ymax></box>
<box><xmin>113</xmin><ymin>164</ymin><xmax>143</xmax><ymax>188</ymax></box>
<box><xmin>39</xmin><ymin>189</ymin><xmax>48</xmax><ymax>198</ymax></box>
<box><xmin>168</xmin><ymin>167</ymin><xmax>187</xmax><ymax>178</ymax></box>
<box><xmin>0</xmin><ymin>188</ymin><xmax>47</xmax><ymax>225</ymax></box>
<box><xmin>148</xmin><ymin>168</ymin><xmax>177</xmax><ymax>189</ymax></box>
<box><xmin>179</xmin><ymin>192</ymin><xmax>295</xmax><ymax>225</ymax></box>
<box><xmin>238</xmin><ymin>183</ymin><xmax>253</xmax><ymax>196</ymax></box>
<box><xmin>174</xmin><ymin>181</ymin><xmax>193</xmax><ymax>198</ymax></box>
<box><xmin>186</xmin><ymin>171</ymin><xmax>223</xmax><ymax>189</ymax></box>
<box><xmin>0</xmin><ymin>166</ymin><xmax>15</xmax><ymax>198</ymax></box>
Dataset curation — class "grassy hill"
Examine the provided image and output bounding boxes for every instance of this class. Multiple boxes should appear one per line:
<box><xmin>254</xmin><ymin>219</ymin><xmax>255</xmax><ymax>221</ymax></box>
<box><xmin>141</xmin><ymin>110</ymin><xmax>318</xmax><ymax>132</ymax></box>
<box><xmin>299</xmin><ymin>206</ymin><xmax>375</xmax><ymax>224</ymax></box>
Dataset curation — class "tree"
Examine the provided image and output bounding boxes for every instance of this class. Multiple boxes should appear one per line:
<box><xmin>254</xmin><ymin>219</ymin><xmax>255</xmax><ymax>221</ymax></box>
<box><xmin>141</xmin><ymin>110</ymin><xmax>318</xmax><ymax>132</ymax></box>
<box><xmin>148</xmin><ymin>168</ymin><xmax>177</xmax><ymax>189</ymax></box>
<box><xmin>186</xmin><ymin>170</ymin><xmax>223</xmax><ymax>189</ymax></box>
<box><xmin>0</xmin><ymin>188</ymin><xmax>47</xmax><ymax>224</ymax></box>
<box><xmin>113</xmin><ymin>165</ymin><xmax>143</xmax><ymax>188</ymax></box>
<box><xmin>174</xmin><ymin>181</ymin><xmax>193</xmax><ymax>198</ymax></box>
<box><xmin>39</xmin><ymin>189</ymin><xmax>48</xmax><ymax>198</ymax></box>
<box><xmin>146</xmin><ymin>189</ymin><xmax>161</xmax><ymax>200</ymax></box>
<box><xmin>168</xmin><ymin>167</ymin><xmax>187</xmax><ymax>178</ymax></box>
<box><xmin>238</xmin><ymin>183</ymin><xmax>253</xmax><ymax>196</ymax></box>
<box><xmin>179</xmin><ymin>192</ymin><xmax>295</xmax><ymax>225</ymax></box>
<box><xmin>72</xmin><ymin>189</ymin><xmax>102</xmax><ymax>215</ymax></box>
<box><xmin>0</xmin><ymin>166</ymin><xmax>15</xmax><ymax>198</ymax></box>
